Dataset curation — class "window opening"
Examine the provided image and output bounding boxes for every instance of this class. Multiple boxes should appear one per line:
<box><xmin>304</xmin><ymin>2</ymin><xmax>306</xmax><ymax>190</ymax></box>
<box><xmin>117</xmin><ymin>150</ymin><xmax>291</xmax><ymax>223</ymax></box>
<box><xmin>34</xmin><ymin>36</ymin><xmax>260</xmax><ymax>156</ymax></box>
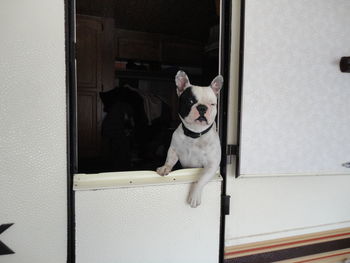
<box><xmin>76</xmin><ymin>0</ymin><xmax>221</xmax><ymax>173</ymax></box>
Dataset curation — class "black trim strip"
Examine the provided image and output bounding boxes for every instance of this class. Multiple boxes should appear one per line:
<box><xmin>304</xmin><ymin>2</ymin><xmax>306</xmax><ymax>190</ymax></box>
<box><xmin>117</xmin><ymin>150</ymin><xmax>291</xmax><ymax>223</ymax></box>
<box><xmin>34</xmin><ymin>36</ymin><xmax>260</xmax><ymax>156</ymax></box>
<box><xmin>218</xmin><ymin>0</ymin><xmax>232</xmax><ymax>262</ymax></box>
<box><xmin>65</xmin><ymin>0</ymin><xmax>76</xmax><ymax>262</ymax></box>
<box><xmin>225</xmin><ymin>238</ymin><xmax>350</xmax><ymax>263</ymax></box>
<box><xmin>67</xmin><ymin>1</ymin><xmax>231</xmax><ymax>262</ymax></box>
<box><xmin>0</xmin><ymin>224</ymin><xmax>14</xmax><ymax>255</ymax></box>
<box><xmin>235</xmin><ymin>0</ymin><xmax>245</xmax><ymax>178</ymax></box>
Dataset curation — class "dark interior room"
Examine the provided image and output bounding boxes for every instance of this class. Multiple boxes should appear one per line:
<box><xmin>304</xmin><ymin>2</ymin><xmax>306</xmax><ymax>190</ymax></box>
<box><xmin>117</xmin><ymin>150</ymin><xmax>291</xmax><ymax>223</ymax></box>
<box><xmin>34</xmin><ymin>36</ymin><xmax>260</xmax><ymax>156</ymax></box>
<box><xmin>76</xmin><ymin>0</ymin><xmax>220</xmax><ymax>173</ymax></box>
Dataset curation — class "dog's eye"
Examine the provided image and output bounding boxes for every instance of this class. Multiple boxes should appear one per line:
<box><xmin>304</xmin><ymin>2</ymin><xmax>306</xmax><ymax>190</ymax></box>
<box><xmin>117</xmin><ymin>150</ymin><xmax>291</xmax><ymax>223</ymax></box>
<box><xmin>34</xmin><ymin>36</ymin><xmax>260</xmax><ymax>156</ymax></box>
<box><xmin>190</xmin><ymin>100</ymin><xmax>194</xmax><ymax>104</ymax></box>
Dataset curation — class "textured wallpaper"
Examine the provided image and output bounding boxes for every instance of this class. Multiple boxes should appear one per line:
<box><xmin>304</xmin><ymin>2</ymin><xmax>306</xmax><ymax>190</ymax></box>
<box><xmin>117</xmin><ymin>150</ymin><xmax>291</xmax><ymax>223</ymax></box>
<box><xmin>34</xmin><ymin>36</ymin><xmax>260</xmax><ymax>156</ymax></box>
<box><xmin>240</xmin><ymin>0</ymin><xmax>350</xmax><ymax>176</ymax></box>
<box><xmin>0</xmin><ymin>0</ymin><xmax>67</xmax><ymax>262</ymax></box>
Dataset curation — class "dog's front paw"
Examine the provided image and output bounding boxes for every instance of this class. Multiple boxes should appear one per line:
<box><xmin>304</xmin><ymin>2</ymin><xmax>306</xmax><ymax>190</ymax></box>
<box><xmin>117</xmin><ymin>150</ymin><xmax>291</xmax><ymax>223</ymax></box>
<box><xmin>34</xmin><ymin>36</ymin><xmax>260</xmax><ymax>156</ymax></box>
<box><xmin>188</xmin><ymin>185</ymin><xmax>202</xmax><ymax>208</ymax></box>
<box><xmin>156</xmin><ymin>165</ymin><xmax>172</xmax><ymax>176</ymax></box>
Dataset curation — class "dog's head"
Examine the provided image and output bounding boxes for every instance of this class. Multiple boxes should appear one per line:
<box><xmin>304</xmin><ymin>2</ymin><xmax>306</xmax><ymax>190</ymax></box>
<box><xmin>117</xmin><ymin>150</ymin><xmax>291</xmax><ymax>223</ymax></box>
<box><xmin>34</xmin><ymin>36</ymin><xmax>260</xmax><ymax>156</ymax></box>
<box><xmin>175</xmin><ymin>70</ymin><xmax>223</xmax><ymax>133</ymax></box>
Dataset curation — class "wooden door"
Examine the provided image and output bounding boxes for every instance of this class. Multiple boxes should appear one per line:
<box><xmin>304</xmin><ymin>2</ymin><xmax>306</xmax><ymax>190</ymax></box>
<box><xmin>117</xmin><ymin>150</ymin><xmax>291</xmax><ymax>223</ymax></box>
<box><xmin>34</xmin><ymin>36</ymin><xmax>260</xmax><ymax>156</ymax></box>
<box><xmin>76</xmin><ymin>15</ymin><xmax>103</xmax><ymax>161</ymax></box>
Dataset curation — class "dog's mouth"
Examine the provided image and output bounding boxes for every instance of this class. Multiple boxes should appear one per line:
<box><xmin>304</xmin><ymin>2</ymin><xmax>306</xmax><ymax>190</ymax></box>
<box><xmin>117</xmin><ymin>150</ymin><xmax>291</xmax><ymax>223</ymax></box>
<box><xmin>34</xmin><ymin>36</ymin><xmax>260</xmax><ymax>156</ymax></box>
<box><xmin>196</xmin><ymin>116</ymin><xmax>208</xmax><ymax>124</ymax></box>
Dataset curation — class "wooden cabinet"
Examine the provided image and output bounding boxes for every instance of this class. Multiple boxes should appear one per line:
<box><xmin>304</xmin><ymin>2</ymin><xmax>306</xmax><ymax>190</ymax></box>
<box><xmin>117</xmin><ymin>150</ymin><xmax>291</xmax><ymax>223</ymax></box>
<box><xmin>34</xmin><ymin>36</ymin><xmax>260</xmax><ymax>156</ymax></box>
<box><xmin>76</xmin><ymin>16</ymin><xmax>102</xmax><ymax>89</ymax></box>
<box><xmin>115</xmin><ymin>29</ymin><xmax>161</xmax><ymax>61</ymax></box>
<box><xmin>77</xmin><ymin>91</ymin><xmax>101</xmax><ymax>159</ymax></box>
<box><xmin>161</xmin><ymin>39</ymin><xmax>203</xmax><ymax>65</ymax></box>
<box><xmin>114</xmin><ymin>29</ymin><xmax>203</xmax><ymax>66</ymax></box>
<box><xmin>76</xmin><ymin>15</ymin><xmax>114</xmax><ymax>163</ymax></box>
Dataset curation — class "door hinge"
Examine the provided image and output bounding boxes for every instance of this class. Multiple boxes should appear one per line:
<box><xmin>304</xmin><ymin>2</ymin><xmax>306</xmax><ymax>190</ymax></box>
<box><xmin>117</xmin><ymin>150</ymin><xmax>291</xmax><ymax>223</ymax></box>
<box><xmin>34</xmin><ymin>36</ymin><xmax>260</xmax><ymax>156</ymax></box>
<box><xmin>222</xmin><ymin>195</ymin><xmax>231</xmax><ymax>215</ymax></box>
<box><xmin>226</xmin><ymin>144</ymin><xmax>238</xmax><ymax>164</ymax></box>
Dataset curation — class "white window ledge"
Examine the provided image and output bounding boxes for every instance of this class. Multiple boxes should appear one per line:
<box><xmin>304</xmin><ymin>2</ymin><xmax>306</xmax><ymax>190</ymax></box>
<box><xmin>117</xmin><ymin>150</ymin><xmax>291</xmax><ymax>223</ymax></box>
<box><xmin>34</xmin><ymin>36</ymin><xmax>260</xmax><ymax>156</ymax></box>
<box><xmin>74</xmin><ymin>168</ymin><xmax>222</xmax><ymax>191</ymax></box>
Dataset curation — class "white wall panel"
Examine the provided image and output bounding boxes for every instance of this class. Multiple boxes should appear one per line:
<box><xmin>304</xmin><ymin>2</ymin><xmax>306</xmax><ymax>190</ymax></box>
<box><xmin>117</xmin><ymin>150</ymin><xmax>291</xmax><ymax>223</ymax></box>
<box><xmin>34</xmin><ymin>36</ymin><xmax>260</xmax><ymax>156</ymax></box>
<box><xmin>225</xmin><ymin>0</ymin><xmax>350</xmax><ymax>247</ymax></box>
<box><xmin>239</xmin><ymin>0</ymin><xmax>350</xmax><ymax>176</ymax></box>
<box><xmin>226</xmin><ymin>166</ymin><xmax>350</xmax><ymax>246</ymax></box>
<box><xmin>0</xmin><ymin>0</ymin><xmax>67</xmax><ymax>262</ymax></box>
<box><xmin>75</xmin><ymin>171</ymin><xmax>221</xmax><ymax>263</ymax></box>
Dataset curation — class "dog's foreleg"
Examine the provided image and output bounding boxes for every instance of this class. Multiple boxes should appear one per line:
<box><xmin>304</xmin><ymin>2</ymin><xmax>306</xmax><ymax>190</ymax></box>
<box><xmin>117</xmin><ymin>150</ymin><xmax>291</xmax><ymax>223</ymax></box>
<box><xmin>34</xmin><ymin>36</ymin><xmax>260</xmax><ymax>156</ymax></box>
<box><xmin>156</xmin><ymin>147</ymin><xmax>178</xmax><ymax>176</ymax></box>
<box><xmin>188</xmin><ymin>161</ymin><xmax>219</xmax><ymax>208</ymax></box>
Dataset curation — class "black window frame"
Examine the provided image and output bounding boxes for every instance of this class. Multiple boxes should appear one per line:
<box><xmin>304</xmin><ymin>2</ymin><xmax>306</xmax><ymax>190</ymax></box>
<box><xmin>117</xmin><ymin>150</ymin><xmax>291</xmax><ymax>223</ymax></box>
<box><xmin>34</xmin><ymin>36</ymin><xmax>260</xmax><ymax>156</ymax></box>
<box><xmin>65</xmin><ymin>1</ymin><xmax>233</xmax><ymax>262</ymax></box>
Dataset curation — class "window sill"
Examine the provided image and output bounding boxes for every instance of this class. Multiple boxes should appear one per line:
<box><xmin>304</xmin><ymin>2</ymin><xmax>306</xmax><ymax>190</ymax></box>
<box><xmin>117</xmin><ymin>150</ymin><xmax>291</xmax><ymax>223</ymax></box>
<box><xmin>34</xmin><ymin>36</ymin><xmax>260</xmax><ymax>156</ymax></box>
<box><xmin>74</xmin><ymin>168</ymin><xmax>222</xmax><ymax>191</ymax></box>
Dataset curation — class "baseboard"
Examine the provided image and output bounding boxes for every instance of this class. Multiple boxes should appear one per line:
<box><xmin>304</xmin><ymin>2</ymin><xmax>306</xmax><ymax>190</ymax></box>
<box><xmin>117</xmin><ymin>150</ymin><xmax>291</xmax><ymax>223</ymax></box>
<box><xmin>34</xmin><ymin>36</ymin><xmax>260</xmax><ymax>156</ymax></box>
<box><xmin>276</xmin><ymin>248</ymin><xmax>350</xmax><ymax>263</ymax></box>
<box><xmin>225</xmin><ymin>227</ymin><xmax>350</xmax><ymax>263</ymax></box>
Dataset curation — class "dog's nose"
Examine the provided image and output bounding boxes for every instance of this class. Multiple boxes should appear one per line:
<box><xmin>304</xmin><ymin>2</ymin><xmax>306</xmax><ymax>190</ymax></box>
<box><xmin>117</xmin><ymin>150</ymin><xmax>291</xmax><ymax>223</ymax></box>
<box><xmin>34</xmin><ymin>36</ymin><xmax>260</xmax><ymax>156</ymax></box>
<box><xmin>196</xmin><ymin>104</ymin><xmax>208</xmax><ymax>115</ymax></box>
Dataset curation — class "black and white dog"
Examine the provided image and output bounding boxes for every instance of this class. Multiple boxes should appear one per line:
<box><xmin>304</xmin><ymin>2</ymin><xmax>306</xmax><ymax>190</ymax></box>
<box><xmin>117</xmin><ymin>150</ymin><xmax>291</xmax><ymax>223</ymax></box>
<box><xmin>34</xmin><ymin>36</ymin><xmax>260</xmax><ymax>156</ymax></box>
<box><xmin>157</xmin><ymin>70</ymin><xmax>223</xmax><ymax>208</ymax></box>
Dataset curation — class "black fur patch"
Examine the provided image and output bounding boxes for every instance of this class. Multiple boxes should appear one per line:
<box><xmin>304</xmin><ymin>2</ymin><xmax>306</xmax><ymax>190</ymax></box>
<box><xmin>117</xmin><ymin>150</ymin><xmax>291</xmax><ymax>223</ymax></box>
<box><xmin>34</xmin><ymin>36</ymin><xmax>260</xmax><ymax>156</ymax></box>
<box><xmin>179</xmin><ymin>87</ymin><xmax>198</xmax><ymax>119</ymax></box>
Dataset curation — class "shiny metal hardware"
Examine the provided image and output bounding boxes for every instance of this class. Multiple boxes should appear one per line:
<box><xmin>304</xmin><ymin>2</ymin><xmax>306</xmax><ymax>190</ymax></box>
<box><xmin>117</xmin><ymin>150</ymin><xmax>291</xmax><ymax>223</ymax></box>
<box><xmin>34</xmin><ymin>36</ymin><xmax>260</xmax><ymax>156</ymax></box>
<box><xmin>340</xmin><ymin>57</ymin><xmax>350</xmax><ymax>73</ymax></box>
<box><xmin>342</xmin><ymin>162</ymin><xmax>350</xmax><ymax>168</ymax></box>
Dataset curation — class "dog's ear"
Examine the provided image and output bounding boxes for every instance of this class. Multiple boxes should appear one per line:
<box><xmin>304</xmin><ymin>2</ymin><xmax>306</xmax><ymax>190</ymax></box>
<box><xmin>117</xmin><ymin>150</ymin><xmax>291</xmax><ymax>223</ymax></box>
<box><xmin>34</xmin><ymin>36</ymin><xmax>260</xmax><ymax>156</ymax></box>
<box><xmin>175</xmin><ymin>70</ymin><xmax>190</xmax><ymax>96</ymax></box>
<box><xmin>210</xmin><ymin>75</ymin><xmax>223</xmax><ymax>95</ymax></box>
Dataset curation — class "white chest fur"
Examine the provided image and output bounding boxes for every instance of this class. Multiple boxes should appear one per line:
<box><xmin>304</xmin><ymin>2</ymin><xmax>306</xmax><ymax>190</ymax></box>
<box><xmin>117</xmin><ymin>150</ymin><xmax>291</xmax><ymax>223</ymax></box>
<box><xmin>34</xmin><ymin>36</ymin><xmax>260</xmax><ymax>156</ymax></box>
<box><xmin>172</xmin><ymin>124</ymin><xmax>221</xmax><ymax>168</ymax></box>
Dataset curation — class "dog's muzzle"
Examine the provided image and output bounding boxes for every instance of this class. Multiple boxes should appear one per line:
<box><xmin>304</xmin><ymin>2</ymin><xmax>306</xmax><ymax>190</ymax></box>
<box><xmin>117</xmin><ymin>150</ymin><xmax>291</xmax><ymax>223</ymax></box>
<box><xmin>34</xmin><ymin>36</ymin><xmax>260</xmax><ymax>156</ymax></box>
<box><xmin>196</xmin><ymin>116</ymin><xmax>208</xmax><ymax>123</ymax></box>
